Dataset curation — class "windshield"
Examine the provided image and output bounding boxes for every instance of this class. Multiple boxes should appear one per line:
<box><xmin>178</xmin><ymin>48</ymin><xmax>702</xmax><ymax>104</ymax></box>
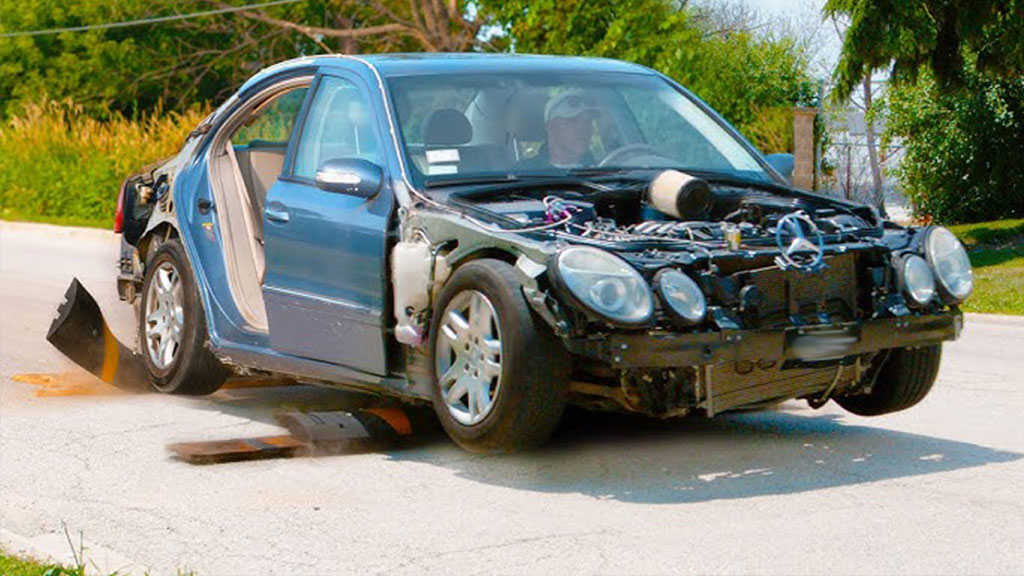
<box><xmin>386</xmin><ymin>71</ymin><xmax>771</xmax><ymax>188</ymax></box>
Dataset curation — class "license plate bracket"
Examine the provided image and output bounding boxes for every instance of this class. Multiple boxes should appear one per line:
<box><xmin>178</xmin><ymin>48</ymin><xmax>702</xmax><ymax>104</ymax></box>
<box><xmin>786</xmin><ymin>325</ymin><xmax>861</xmax><ymax>361</ymax></box>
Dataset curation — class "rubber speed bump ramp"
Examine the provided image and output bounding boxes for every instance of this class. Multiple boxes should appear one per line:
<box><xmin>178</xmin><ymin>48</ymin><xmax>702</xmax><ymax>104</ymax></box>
<box><xmin>45</xmin><ymin>278</ymin><xmax>149</xmax><ymax>392</ymax></box>
<box><xmin>168</xmin><ymin>435</ymin><xmax>308</xmax><ymax>464</ymax></box>
<box><xmin>276</xmin><ymin>408</ymin><xmax>420</xmax><ymax>454</ymax></box>
<box><xmin>168</xmin><ymin>407</ymin><xmax>436</xmax><ymax>464</ymax></box>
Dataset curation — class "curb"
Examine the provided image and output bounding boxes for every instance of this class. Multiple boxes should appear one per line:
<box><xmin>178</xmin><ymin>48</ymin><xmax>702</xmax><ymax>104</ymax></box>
<box><xmin>0</xmin><ymin>219</ymin><xmax>115</xmax><ymax>241</ymax></box>
<box><xmin>1</xmin><ymin>527</ymin><xmax>142</xmax><ymax>575</ymax></box>
<box><xmin>965</xmin><ymin>312</ymin><xmax>1024</xmax><ymax>326</ymax></box>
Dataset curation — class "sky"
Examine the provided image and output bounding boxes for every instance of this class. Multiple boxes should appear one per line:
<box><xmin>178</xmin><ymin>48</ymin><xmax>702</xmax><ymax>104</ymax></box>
<box><xmin>747</xmin><ymin>0</ymin><xmax>824</xmax><ymax>18</ymax></box>
<box><xmin>729</xmin><ymin>0</ymin><xmax>843</xmax><ymax>77</ymax></box>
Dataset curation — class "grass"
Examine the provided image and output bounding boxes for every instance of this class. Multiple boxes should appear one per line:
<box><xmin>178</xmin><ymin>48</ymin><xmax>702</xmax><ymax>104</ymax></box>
<box><xmin>0</xmin><ymin>549</ymin><xmax>82</xmax><ymax>576</ymax></box>
<box><xmin>0</xmin><ymin>548</ymin><xmax>195</xmax><ymax>576</ymax></box>
<box><xmin>948</xmin><ymin>219</ymin><xmax>1024</xmax><ymax>315</ymax></box>
<box><xmin>0</xmin><ymin>100</ymin><xmax>206</xmax><ymax>229</ymax></box>
<box><xmin>959</xmin><ymin>244</ymin><xmax>1024</xmax><ymax>315</ymax></box>
<box><xmin>948</xmin><ymin>218</ymin><xmax>1024</xmax><ymax>249</ymax></box>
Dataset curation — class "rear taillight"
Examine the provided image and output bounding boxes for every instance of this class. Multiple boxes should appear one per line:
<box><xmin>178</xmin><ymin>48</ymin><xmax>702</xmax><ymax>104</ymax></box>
<box><xmin>114</xmin><ymin>180</ymin><xmax>126</xmax><ymax>233</ymax></box>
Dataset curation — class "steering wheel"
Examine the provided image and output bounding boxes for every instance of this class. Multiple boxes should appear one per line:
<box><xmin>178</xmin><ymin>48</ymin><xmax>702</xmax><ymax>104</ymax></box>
<box><xmin>598</xmin><ymin>143</ymin><xmax>671</xmax><ymax>167</ymax></box>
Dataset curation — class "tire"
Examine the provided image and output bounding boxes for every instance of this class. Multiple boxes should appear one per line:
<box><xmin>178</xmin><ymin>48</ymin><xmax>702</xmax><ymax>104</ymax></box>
<box><xmin>428</xmin><ymin>259</ymin><xmax>570</xmax><ymax>453</ymax></box>
<box><xmin>836</xmin><ymin>345</ymin><xmax>942</xmax><ymax>416</ymax></box>
<box><xmin>138</xmin><ymin>239</ymin><xmax>229</xmax><ymax>395</ymax></box>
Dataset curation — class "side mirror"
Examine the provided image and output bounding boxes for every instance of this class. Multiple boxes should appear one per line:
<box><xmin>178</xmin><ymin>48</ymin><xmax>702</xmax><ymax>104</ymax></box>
<box><xmin>315</xmin><ymin>158</ymin><xmax>383</xmax><ymax>198</ymax></box>
<box><xmin>765</xmin><ymin>153</ymin><xmax>795</xmax><ymax>182</ymax></box>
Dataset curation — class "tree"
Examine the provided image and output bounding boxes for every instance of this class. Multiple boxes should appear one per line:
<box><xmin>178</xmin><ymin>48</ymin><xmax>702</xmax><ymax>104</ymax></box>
<box><xmin>884</xmin><ymin>67</ymin><xmax>1024</xmax><ymax>223</ymax></box>
<box><xmin>824</xmin><ymin>0</ymin><xmax>1024</xmax><ymax>99</ymax></box>
<box><xmin>486</xmin><ymin>0</ymin><xmax>816</xmax><ymax>143</ymax></box>
<box><xmin>0</xmin><ymin>0</ymin><xmax>484</xmax><ymax>119</ymax></box>
<box><xmin>210</xmin><ymin>0</ymin><xmax>484</xmax><ymax>52</ymax></box>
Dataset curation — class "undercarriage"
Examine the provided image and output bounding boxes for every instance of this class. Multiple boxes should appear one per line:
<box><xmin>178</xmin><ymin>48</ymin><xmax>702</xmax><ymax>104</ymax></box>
<box><xmin>564</xmin><ymin>311</ymin><xmax>960</xmax><ymax>417</ymax></box>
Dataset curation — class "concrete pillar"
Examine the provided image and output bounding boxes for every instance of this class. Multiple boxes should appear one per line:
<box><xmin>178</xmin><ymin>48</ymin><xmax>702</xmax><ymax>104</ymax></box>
<box><xmin>793</xmin><ymin>107</ymin><xmax>816</xmax><ymax>190</ymax></box>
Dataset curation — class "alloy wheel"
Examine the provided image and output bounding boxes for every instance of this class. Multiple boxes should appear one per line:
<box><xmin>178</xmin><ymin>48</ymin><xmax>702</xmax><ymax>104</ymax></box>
<box><xmin>145</xmin><ymin>261</ymin><xmax>185</xmax><ymax>369</ymax></box>
<box><xmin>435</xmin><ymin>290</ymin><xmax>503</xmax><ymax>426</ymax></box>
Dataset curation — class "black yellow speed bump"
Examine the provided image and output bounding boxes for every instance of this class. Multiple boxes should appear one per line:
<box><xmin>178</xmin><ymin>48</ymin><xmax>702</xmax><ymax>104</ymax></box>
<box><xmin>167</xmin><ymin>407</ymin><xmax>437</xmax><ymax>464</ymax></box>
<box><xmin>46</xmin><ymin>278</ymin><xmax>149</xmax><ymax>392</ymax></box>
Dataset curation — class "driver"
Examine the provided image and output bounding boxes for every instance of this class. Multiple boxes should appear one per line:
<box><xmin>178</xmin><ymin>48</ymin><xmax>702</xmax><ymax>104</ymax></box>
<box><xmin>520</xmin><ymin>90</ymin><xmax>600</xmax><ymax>169</ymax></box>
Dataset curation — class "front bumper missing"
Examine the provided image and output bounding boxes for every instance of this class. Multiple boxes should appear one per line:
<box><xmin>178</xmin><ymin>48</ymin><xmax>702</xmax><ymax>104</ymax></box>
<box><xmin>567</xmin><ymin>311</ymin><xmax>963</xmax><ymax>369</ymax></box>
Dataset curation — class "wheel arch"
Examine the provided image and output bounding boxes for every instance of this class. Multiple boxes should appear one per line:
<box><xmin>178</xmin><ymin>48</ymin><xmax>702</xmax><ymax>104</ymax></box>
<box><xmin>447</xmin><ymin>247</ymin><xmax>518</xmax><ymax>269</ymax></box>
<box><xmin>137</xmin><ymin>222</ymin><xmax>181</xmax><ymax>267</ymax></box>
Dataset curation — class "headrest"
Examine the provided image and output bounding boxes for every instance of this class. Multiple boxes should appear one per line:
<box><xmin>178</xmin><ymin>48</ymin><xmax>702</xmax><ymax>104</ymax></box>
<box><xmin>424</xmin><ymin>108</ymin><xmax>472</xmax><ymax>147</ymax></box>
<box><xmin>506</xmin><ymin>91</ymin><xmax>549</xmax><ymax>141</ymax></box>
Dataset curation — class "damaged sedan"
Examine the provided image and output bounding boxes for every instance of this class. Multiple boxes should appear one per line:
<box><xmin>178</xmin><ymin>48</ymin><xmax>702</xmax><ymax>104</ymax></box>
<box><xmin>100</xmin><ymin>54</ymin><xmax>970</xmax><ymax>452</ymax></box>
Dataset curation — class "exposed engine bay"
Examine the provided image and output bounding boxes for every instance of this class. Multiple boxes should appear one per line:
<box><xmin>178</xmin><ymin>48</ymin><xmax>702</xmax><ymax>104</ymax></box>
<box><xmin>446</xmin><ymin>171</ymin><xmax>879</xmax><ymax>260</ymax></box>
<box><xmin>398</xmin><ymin>170</ymin><xmax>956</xmax><ymax>419</ymax></box>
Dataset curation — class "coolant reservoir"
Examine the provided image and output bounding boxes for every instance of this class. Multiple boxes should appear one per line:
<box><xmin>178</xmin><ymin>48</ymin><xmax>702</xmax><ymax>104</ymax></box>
<box><xmin>392</xmin><ymin>240</ymin><xmax>432</xmax><ymax>346</ymax></box>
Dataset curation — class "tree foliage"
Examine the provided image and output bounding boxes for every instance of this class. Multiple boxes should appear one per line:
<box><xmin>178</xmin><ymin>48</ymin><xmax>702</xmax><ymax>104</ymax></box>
<box><xmin>0</xmin><ymin>0</ymin><xmax>477</xmax><ymax>119</ymax></box>
<box><xmin>486</xmin><ymin>0</ymin><xmax>816</xmax><ymax>138</ymax></box>
<box><xmin>0</xmin><ymin>0</ymin><xmax>813</xmax><ymax>152</ymax></box>
<box><xmin>885</xmin><ymin>67</ymin><xmax>1024</xmax><ymax>223</ymax></box>
<box><xmin>0</xmin><ymin>99</ymin><xmax>207</xmax><ymax>226</ymax></box>
<box><xmin>824</xmin><ymin>0</ymin><xmax>1024</xmax><ymax>99</ymax></box>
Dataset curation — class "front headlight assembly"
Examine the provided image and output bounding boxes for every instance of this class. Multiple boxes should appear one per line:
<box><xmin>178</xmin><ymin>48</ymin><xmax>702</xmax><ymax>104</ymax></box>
<box><xmin>896</xmin><ymin>254</ymin><xmax>936</xmax><ymax>308</ymax></box>
<box><xmin>654</xmin><ymin>268</ymin><xmax>707</xmax><ymax>324</ymax></box>
<box><xmin>924</xmin><ymin>226</ymin><xmax>974</xmax><ymax>303</ymax></box>
<box><xmin>551</xmin><ymin>246</ymin><xmax>654</xmax><ymax>325</ymax></box>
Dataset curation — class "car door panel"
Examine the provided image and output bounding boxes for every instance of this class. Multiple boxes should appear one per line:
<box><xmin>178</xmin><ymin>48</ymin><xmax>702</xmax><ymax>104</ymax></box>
<box><xmin>260</xmin><ymin>72</ymin><xmax>392</xmax><ymax>375</ymax></box>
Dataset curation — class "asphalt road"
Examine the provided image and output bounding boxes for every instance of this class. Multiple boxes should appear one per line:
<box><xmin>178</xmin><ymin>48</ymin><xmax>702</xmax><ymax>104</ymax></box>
<box><xmin>1</xmin><ymin>220</ymin><xmax>1023</xmax><ymax>575</ymax></box>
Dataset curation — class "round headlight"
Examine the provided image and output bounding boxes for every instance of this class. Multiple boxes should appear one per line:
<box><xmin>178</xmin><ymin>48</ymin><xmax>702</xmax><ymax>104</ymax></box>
<box><xmin>925</xmin><ymin>226</ymin><xmax>973</xmax><ymax>302</ymax></box>
<box><xmin>898</xmin><ymin>254</ymin><xmax>936</xmax><ymax>307</ymax></box>
<box><xmin>553</xmin><ymin>246</ymin><xmax>654</xmax><ymax>325</ymax></box>
<box><xmin>655</xmin><ymin>268</ymin><xmax>706</xmax><ymax>324</ymax></box>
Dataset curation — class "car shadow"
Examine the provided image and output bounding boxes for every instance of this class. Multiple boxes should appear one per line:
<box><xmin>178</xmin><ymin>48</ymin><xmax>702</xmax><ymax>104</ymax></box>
<box><xmin>389</xmin><ymin>404</ymin><xmax>1022</xmax><ymax>504</ymax></box>
<box><xmin>189</xmin><ymin>386</ymin><xmax>1020</xmax><ymax>505</ymax></box>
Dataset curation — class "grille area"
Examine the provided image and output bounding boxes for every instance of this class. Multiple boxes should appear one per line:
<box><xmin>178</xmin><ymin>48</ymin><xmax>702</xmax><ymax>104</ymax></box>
<box><xmin>730</xmin><ymin>253</ymin><xmax>860</xmax><ymax>326</ymax></box>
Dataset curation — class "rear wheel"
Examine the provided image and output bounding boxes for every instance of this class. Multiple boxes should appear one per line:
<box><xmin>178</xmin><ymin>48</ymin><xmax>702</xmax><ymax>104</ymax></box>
<box><xmin>429</xmin><ymin>259</ymin><xmax>570</xmax><ymax>453</ymax></box>
<box><xmin>138</xmin><ymin>239</ymin><xmax>229</xmax><ymax>395</ymax></box>
<box><xmin>836</xmin><ymin>345</ymin><xmax>942</xmax><ymax>416</ymax></box>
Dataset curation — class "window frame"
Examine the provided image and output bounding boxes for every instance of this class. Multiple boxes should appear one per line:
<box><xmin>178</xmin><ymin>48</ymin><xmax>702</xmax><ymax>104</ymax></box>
<box><xmin>228</xmin><ymin>85</ymin><xmax>310</xmax><ymax>150</ymax></box>
<box><xmin>384</xmin><ymin>71</ymin><xmax>785</xmax><ymax>189</ymax></box>
<box><xmin>282</xmin><ymin>71</ymin><xmax>388</xmax><ymax>188</ymax></box>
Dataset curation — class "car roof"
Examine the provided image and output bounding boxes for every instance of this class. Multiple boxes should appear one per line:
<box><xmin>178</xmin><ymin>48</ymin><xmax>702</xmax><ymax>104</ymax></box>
<box><xmin>355</xmin><ymin>53</ymin><xmax>654</xmax><ymax>76</ymax></box>
<box><xmin>239</xmin><ymin>53</ymin><xmax>655</xmax><ymax>91</ymax></box>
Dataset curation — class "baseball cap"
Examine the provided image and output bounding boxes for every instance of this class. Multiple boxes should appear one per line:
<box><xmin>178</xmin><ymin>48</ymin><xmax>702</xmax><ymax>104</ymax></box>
<box><xmin>544</xmin><ymin>90</ymin><xmax>600</xmax><ymax>123</ymax></box>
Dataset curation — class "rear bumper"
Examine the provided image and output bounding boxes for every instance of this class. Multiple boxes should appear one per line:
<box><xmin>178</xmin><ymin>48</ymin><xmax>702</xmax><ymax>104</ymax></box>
<box><xmin>567</xmin><ymin>311</ymin><xmax>963</xmax><ymax>368</ymax></box>
<box><xmin>116</xmin><ymin>235</ymin><xmax>141</xmax><ymax>302</ymax></box>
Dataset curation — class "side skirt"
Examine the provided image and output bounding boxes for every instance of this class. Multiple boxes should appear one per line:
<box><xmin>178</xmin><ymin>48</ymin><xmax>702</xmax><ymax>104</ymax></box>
<box><xmin>211</xmin><ymin>340</ymin><xmax>429</xmax><ymax>403</ymax></box>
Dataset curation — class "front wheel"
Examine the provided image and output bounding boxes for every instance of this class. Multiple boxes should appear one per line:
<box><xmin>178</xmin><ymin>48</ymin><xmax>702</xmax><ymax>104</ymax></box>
<box><xmin>138</xmin><ymin>239</ymin><xmax>229</xmax><ymax>395</ymax></box>
<box><xmin>429</xmin><ymin>259</ymin><xmax>570</xmax><ymax>453</ymax></box>
<box><xmin>836</xmin><ymin>345</ymin><xmax>942</xmax><ymax>416</ymax></box>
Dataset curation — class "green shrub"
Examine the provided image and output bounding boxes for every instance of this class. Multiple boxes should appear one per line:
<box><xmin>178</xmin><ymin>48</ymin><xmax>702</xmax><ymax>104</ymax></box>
<box><xmin>885</xmin><ymin>70</ymin><xmax>1024</xmax><ymax>224</ymax></box>
<box><xmin>0</xmin><ymin>100</ymin><xmax>206</xmax><ymax>227</ymax></box>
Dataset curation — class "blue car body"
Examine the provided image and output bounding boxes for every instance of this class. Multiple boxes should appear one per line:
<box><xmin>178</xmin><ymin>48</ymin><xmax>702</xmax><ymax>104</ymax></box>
<box><xmin>114</xmin><ymin>53</ymin><xmax>964</xmax><ymax>426</ymax></box>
